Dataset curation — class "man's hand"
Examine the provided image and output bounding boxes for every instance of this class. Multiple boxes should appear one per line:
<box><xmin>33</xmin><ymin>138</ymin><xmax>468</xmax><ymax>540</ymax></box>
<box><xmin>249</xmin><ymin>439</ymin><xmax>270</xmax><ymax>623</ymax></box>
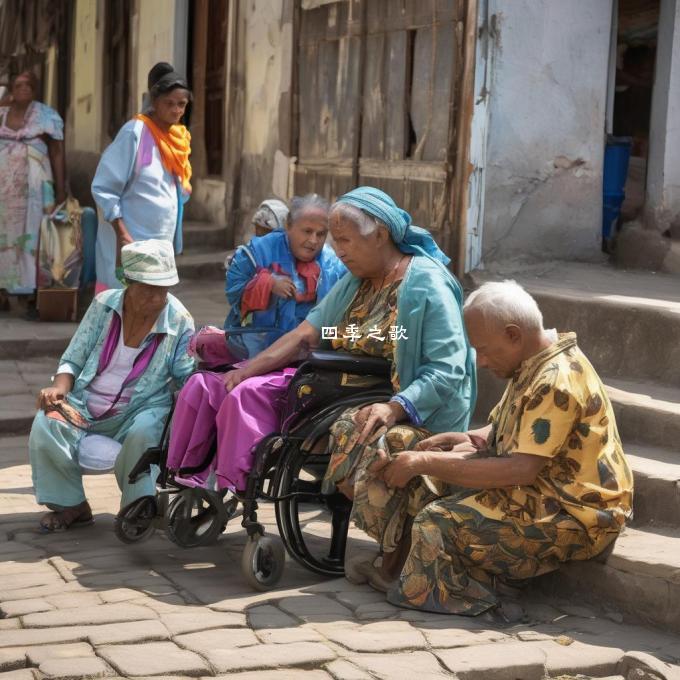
<box><xmin>354</xmin><ymin>402</ymin><xmax>403</xmax><ymax>445</ymax></box>
<box><xmin>369</xmin><ymin>449</ymin><xmax>422</xmax><ymax>488</ymax></box>
<box><xmin>36</xmin><ymin>386</ymin><xmax>66</xmax><ymax>411</ymax></box>
<box><xmin>223</xmin><ymin>368</ymin><xmax>251</xmax><ymax>392</ymax></box>
<box><xmin>415</xmin><ymin>432</ymin><xmax>471</xmax><ymax>451</ymax></box>
<box><xmin>271</xmin><ymin>276</ymin><xmax>297</xmax><ymax>299</ymax></box>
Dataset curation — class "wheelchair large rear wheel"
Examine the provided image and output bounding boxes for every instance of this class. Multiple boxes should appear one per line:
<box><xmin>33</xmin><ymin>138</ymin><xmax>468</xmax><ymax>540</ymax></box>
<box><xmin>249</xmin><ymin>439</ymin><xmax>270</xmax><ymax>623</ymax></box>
<box><xmin>273</xmin><ymin>443</ymin><xmax>351</xmax><ymax>577</ymax></box>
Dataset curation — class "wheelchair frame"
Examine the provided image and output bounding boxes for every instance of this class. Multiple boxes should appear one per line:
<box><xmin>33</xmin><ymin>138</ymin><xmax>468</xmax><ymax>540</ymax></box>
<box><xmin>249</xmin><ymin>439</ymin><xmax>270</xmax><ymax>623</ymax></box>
<box><xmin>115</xmin><ymin>351</ymin><xmax>393</xmax><ymax>590</ymax></box>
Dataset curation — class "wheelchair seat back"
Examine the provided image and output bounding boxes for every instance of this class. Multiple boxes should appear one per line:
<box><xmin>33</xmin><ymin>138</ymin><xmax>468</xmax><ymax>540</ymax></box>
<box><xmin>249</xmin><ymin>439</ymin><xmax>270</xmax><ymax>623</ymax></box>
<box><xmin>281</xmin><ymin>351</ymin><xmax>392</xmax><ymax>434</ymax></box>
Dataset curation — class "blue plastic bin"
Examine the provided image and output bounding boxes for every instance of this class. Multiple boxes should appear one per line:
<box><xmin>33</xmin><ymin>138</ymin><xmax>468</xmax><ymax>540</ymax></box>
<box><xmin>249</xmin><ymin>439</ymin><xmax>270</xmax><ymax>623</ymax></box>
<box><xmin>602</xmin><ymin>136</ymin><xmax>632</xmax><ymax>240</ymax></box>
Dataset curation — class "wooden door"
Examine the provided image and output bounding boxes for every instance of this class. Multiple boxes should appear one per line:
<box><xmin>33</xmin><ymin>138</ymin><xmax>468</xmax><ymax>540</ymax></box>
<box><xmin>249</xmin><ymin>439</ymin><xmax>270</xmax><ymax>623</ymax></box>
<box><xmin>294</xmin><ymin>0</ymin><xmax>472</xmax><ymax>265</ymax></box>
<box><xmin>204</xmin><ymin>0</ymin><xmax>228</xmax><ymax>176</ymax></box>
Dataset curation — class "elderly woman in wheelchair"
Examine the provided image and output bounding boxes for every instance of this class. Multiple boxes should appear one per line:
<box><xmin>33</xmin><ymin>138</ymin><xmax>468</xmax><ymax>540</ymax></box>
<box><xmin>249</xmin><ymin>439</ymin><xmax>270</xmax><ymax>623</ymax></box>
<box><xmin>162</xmin><ymin>186</ymin><xmax>475</xmax><ymax>589</ymax></box>
<box><xmin>28</xmin><ymin>240</ymin><xmax>194</xmax><ymax>533</ymax></box>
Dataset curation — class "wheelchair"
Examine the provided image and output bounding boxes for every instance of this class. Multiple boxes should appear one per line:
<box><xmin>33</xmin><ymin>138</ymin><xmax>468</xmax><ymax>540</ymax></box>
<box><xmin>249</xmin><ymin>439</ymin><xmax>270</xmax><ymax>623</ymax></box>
<box><xmin>113</xmin><ymin>350</ymin><xmax>393</xmax><ymax>590</ymax></box>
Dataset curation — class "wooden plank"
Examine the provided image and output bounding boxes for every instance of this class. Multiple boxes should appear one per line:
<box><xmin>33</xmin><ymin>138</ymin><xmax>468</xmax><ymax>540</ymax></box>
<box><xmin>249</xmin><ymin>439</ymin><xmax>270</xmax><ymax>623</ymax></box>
<box><xmin>384</xmin><ymin>29</ymin><xmax>408</xmax><ymax>159</ymax></box>
<box><xmin>359</xmin><ymin>158</ymin><xmax>446</xmax><ymax>181</ymax></box>
<box><xmin>361</xmin><ymin>32</ymin><xmax>386</xmax><ymax>159</ymax></box>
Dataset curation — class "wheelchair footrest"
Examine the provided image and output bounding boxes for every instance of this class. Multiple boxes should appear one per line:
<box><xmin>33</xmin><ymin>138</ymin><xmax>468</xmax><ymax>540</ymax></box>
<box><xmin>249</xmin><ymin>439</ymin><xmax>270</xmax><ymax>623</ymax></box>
<box><xmin>128</xmin><ymin>446</ymin><xmax>163</xmax><ymax>484</ymax></box>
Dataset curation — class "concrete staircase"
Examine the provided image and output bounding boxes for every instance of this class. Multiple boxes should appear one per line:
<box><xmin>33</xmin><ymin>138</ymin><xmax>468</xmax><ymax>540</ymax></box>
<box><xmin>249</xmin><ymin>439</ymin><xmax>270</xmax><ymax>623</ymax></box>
<box><xmin>176</xmin><ymin>219</ymin><xmax>232</xmax><ymax>281</ymax></box>
<box><xmin>471</xmin><ymin>262</ymin><xmax>680</xmax><ymax>634</ymax></box>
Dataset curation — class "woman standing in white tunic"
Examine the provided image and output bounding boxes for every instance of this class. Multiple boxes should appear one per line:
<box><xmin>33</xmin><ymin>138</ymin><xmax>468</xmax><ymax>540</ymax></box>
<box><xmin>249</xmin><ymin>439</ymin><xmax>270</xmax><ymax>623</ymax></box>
<box><xmin>91</xmin><ymin>63</ymin><xmax>192</xmax><ymax>292</ymax></box>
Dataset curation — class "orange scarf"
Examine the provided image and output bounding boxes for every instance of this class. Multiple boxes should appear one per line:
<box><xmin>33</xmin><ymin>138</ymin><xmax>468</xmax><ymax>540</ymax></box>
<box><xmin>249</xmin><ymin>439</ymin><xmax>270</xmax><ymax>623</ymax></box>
<box><xmin>134</xmin><ymin>114</ymin><xmax>192</xmax><ymax>194</ymax></box>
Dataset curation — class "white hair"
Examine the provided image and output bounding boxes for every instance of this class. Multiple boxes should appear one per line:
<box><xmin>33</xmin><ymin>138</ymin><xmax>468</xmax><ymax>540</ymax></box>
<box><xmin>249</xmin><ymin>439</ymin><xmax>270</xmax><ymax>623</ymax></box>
<box><xmin>329</xmin><ymin>202</ymin><xmax>379</xmax><ymax>236</ymax></box>
<box><xmin>464</xmin><ymin>280</ymin><xmax>544</xmax><ymax>332</ymax></box>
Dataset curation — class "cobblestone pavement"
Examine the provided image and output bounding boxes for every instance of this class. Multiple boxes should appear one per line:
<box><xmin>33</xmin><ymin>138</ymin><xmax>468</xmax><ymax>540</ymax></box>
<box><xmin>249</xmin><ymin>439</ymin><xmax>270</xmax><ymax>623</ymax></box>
<box><xmin>1</xmin><ymin>436</ymin><xmax>679</xmax><ymax>680</ymax></box>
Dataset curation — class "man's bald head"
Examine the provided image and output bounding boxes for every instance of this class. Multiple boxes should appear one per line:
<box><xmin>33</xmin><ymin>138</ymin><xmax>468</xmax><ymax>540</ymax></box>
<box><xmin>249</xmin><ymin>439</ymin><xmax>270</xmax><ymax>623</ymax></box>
<box><xmin>464</xmin><ymin>281</ymin><xmax>546</xmax><ymax>379</ymax></box>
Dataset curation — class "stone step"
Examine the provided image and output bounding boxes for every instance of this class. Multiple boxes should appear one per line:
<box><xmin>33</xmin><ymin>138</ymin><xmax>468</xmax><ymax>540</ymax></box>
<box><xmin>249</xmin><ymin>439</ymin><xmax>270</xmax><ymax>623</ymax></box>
<box><xmin>539</xmin><ymin>526</ymin><xmax>680</xmax><ymax>633</ymax></box>
<box><xmin>183</xmin><ymin>220</ymin><xmax>229</xmax><ymax>250</ymax></box>
<box><xmin>606</xmin><ymin>378</ymin><xmax>680</xmax><ymax>451</ymax></box>
<box><xmin>176</xmin><ymin>248</ymin><xmax>230</xmax><ymax>281</ymax></box>
<box><xmin>471</xmin><ymin>263</ymin><xmax>680</xmax><ymax>387</ymax></box>
<box><xmin>627</xmin><ymin>443</ymin><xmax>680</xmax><ymax>527</ymax></box>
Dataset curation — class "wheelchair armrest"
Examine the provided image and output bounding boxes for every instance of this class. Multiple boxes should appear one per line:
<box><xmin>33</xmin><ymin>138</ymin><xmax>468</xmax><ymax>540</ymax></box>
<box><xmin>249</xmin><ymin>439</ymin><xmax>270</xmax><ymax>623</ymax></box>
<box><xmin>301</xmin><ymin>350</ymin><xmax>391</xmax><ymax>378</ymax></box>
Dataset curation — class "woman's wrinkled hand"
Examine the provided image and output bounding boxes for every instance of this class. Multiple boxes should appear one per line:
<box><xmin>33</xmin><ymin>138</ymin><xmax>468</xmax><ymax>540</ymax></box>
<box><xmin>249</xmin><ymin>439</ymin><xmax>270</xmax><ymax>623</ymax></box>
<box><xmin>223</xmin><ymin>368</ymin><xmax>251</xmax><ymax>392</ymax></box>
<box><xmin>271</xmin><ymin>276</ymin><xmax>297</xmax><ymax>300</ymax></box>
<box><xmin>36</xmin><ymin>386</ymin><xmax>66</xmax><ymax>411</ymax></box>
<box><xmin>415</xmin><ymin>432</ymin><xmax>471</xmax><ymax>452</ymax></box>
<box><xmin>369</xmin><ymin>448</ymin><xmax>421</xmax><ymax>488</ymax></box>
<box><xmin>353</xmin><ymin>402</ymin><xmax>400</xmax><ymax>445</ymax></box>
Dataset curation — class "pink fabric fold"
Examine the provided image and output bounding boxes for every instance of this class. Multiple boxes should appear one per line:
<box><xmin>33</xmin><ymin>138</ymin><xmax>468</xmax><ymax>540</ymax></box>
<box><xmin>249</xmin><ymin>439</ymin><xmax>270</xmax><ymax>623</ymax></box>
<box><xmin>167</xmin><ymin>367</ymin><xmax>297</xmax><ymax>491</ymax></box>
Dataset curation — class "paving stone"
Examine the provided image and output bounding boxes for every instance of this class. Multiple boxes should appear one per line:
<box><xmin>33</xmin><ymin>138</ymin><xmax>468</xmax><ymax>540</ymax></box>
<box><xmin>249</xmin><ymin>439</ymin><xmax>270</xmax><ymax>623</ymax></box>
<box><xmin>348</xmin><ymin>651</ymin><xmax>452</xmax><ymax>679</ymax></box>
<box><xmin>353</xmin><ymin>602</ymin><xmax>401</xmax><ymax>620</ymax></box>
<box><xmin>423</xmin><ymin>627</ymin><xmax>510</xmax><ymax>648</ymax></box>
<box><xmin>0</xmin><ymin>649</ymin><xmax>26</xmax><ymax>673</ymax></box>
<box><xmin>324</xmin><ymin>659</ymin><xmax>373</xmax><ymax>680</ymax></box>
<box><xmin>255</xmin><ymin>627</ymin><xmax>325</xmax><ymax>644</ymax></box>
<box><xmin>207</xmin><ymin>642</ymin><xmax>336</xmax><ymax>673</ymax></box>
<box><xmin>0</xmin><ymin>620</ymin><xmax>21</xmax><ymax>630</ymax></box>
<box><xmin>0</xmin><ymin>583</ymin><xmax>85</xmax><ymax>603</ymax></box>
<box><xmin>0</xmin><ymin>670</ymin><xmax>37</xmax><ymax>679</ymax></box>
<box><xmin>174</xmin><ymin>627</ymin><xmax>259</xmax><ymax>655</ymax></box>
<box><xmin>212</xmin><ymin>672</ymin><xmax>332</xmax><ymax>680</ymax></box>
<box><xmin>333</xmin><ymin>591</ymin><xmax>385</xmax><ymax>610</ymax></box>
<box><xmin>277</xmin><ymin>596</ymin><xmax>354</xmax><ymax>623</ymax></box>
<box><xmin>248</xmin><ymin>605</ymin><xmax>300</xmax><ymax>630</ymax></box>
<box><xmin>0</xmin><ymin>626</ymin><xmax>88</xmax><ymax>649</ymax></box>
<box><xmin>161</xmin><ymin>608</ymin><xmax>246</xmax><ymax>635</ymax></box>
<box><xmin>0</xmin><ymin>599</ymin><xmax>54</xmax><ymax>617</ymax></box>
<box><xmin>44</xmin><ymin>593</ymin><xmax>102</xmax><ymax>609</ymax></box>
<box><xmin>97</xmin><ymin>588</ymin><xmax>141</xmax><ymax>604</ymax></box>
<box><xmin>25</xmin><ymin>643</ymin><xmax>94</xmax><ymax>666</ymax></box>
<box><xmin>85</xmin><ymin>620</ymin><xmax>170</xmax><ymax>645</ymax></box>
<box><xmin>0</xmin><ymin>573</ymin><xmax>63</xmax><ymax>592</ymax></box>
<box><xmin>97</xmin><ymin>641</ymin><xmax>209</xmax><ymax>677</ymax></box>
<box><xmin>619</xmin><ymin>651</ymin><xmax>678</xmax><ymax>680</ymax></box>
<box><xmin>533</xmin><ymin>640</ymin><xmax>624</xmax><ymax>676</ymax></box>
<box><xmin>435</xmin><ymin>642</ymin><xmax>546</xmax><ymax>680</ymax></box>
<box><xmin>516</xmin><ymin>630</ymin><xmax>556</xmax><ymax>642</ymax></box>
<box><xmin>322</xmin><ymin>621</ymin><xmax>426</xmax><ymax>653</ymax></box>
<box><xmin>38</xmin><ymin>656</ymin><xmax>111</xmax><ymax>680</ymax></box>
<box><xmin>21</xmin><ymin>603</ymin><xmax>156</xmax><ymax>628</ymax></box>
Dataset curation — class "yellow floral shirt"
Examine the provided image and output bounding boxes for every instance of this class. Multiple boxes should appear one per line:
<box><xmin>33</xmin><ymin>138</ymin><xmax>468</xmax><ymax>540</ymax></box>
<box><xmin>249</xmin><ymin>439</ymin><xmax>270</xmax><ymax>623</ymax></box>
<box><xmin>470</xmin><ymin>333</ymin><xmax>633</xmax><ymax>543</ymax></box>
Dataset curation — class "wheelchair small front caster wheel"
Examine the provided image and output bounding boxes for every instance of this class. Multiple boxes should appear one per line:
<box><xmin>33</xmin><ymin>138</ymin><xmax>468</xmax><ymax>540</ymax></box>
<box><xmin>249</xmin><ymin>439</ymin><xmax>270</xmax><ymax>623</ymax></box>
<box><xmin>241</xmin><ymin>535</ymin><xmax>285</xmax><ymax>591</ymax></box>
<box><xmin>114</xmin><ymin>496</ymin><xmax>157</xmax><ymax>544</ymax></box>
<box><xmin>166</xmin><ymin>488</ymin><xmax>226</xmax><ymax>548</ymax></box>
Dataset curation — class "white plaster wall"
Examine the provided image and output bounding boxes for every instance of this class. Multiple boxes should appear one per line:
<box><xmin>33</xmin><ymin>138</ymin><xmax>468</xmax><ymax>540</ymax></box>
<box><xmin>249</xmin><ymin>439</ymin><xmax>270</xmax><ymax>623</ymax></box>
<box><xmin>69</xmin><ymin>0</ymin><xmax>104</xmax><ymax>153</ymax></box>
<box><xmin>134</xmin><ymin>0</ymin><xmax>182</xmax><ymax>111</ymax></box>
<box><xmin>481</xmin><ymin>0</ymin><xmax>613</xmax><ymax>265</ymax></box>
<box><xmin>242</xmin><ymin>0</ymin><xmax>287</xmax><ymax>158</ymax></box>
<box><xmin>645</xmin><ymin>0</ymin><xmax>680</xmax><ymax>233</ymax></box>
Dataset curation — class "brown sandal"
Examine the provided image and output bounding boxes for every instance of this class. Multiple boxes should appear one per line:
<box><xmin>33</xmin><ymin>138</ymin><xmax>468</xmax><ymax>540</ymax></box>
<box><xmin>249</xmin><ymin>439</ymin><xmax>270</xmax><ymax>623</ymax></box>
<box><xmin>39</xmin><ymin>501</ymin><xmax>94</xmax><ymax>533</ymax></box>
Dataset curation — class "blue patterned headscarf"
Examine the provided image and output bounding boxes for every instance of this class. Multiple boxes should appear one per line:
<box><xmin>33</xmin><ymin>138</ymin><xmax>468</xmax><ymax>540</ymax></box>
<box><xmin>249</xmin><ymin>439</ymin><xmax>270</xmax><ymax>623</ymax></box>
<box><xmin>336</xmin><ymin>186</ymin><xmax>450</xmax><ymax>265</ymax></box>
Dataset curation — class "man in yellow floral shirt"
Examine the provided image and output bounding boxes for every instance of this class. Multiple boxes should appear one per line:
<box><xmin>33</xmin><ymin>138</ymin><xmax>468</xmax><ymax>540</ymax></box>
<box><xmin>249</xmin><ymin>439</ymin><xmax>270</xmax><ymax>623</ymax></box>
<box><xmin>340</xmin><ymin>280</ymin><xmax>632</xmax><ymax>618</ymax></box>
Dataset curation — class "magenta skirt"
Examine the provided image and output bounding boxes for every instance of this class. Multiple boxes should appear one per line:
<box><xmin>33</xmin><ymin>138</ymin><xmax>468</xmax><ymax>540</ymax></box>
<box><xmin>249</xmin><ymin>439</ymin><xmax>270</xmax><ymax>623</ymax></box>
<box><xmin>167</xmin><ymin>368</ymin><xmax>297</xmax><ymax>491</ymax></box>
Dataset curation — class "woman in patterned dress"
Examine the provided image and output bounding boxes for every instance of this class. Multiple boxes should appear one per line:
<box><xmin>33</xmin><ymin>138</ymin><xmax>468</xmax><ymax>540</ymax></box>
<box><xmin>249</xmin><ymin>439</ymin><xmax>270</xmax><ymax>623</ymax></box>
<box><xmin>0</xmin><ymin>71</ymin><xmax>65</xmax><ymax>307</ymax></box>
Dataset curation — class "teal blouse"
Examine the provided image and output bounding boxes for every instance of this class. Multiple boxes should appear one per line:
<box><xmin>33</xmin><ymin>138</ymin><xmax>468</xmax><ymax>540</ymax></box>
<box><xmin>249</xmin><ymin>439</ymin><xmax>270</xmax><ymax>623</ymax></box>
<box><xmin>306</xmin><ymin>249</ymin><xmax>476</xmax><ymax>433</ymax></box>
<box><xmin>57</xmin><ymin>289</ymin><xmax>195</xmax><ymax>422</ymax></box>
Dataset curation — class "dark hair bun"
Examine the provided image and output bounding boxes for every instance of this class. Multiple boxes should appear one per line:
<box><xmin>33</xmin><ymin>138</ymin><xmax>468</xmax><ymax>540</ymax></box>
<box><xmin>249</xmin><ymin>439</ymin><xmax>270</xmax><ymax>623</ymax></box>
<box><xmin>147</xmin><ymin>62</ymin><xmax>175</xmax><ymax>90</ymax></box>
